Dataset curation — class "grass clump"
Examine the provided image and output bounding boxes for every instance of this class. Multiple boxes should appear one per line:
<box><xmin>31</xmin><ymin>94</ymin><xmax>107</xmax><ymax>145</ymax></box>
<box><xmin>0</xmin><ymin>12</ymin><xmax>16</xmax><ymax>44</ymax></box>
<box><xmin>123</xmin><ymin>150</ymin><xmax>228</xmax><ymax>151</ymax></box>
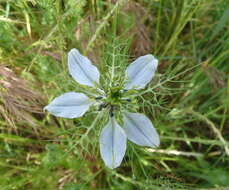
<box><xmin>0</xmin><ymin>0</ymin><xmax>229</xmax><ymax>189</ymax></box>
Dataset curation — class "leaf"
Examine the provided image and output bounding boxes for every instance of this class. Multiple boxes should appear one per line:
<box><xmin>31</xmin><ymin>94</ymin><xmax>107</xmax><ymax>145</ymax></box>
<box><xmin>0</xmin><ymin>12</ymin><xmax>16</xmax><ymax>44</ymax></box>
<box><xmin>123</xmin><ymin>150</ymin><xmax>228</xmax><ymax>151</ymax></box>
<box><xmin>44</xmin><ymin>92</ymin><xmax>93</xmax><ymax>118</ymax></box>
<box><xmin>99</xmin><ymin>117</ymin><xmax>127</xmax><ymax>169</ymax></box>
<box><xmin>123</xmin><ymin>112</ymin><xmax>160</xmax><ymax>147</ymax></box>
<box><xmin>124</xmin><ymin>55</ymin><xmax>158</xmax><ymax>90</ymax></box>
<box><xmin>68</xmin><ymin>48</ymin><xmax>100</xmax><ymax>87</ymax></box>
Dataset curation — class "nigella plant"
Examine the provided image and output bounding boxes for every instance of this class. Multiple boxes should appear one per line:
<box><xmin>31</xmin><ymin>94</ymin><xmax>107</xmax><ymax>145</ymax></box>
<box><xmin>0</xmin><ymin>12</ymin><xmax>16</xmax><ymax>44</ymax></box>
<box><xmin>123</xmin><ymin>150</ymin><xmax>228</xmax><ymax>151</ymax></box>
<box><xmin>44</xmin><ymin>48</ymin><xmax>160</xmax><ymax>169</ymax></box>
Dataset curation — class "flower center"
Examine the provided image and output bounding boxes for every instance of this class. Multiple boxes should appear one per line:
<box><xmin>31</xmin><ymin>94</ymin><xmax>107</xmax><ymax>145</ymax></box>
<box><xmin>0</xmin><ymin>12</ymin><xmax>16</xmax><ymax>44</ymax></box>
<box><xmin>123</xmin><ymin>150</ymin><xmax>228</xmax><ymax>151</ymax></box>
<box><xmin>107</xmin><ymin>87</ymin><xmax>122</xmax><ymax>105</ymax></box>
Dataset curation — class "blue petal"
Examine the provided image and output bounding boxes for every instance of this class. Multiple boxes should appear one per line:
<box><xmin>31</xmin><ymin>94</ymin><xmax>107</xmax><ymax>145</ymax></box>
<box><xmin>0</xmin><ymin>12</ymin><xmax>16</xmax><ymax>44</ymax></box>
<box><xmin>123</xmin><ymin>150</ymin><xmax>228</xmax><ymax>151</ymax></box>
<box><xmin>44</xmin><ymin>92</ymin><xmax>93</xmax><ymax>118</ymax></box>
<box><xmin>123</xmin><ymin>112</ymin><xmax>160</xmax><ymax>147</ymax></box>
<box><xmin>100</xmin><ymin>117</ymin><xmax>127</xmax><ymax>169</ymax></box>
<box><xmin>68</xmin><ymin>48</ymin><xmax>100</xmax><ymax>87</ymax></box>
<box><xmin>124</xmin><ymin>55</ymin><xmax>158</xmax><ymax>90</ymax></box>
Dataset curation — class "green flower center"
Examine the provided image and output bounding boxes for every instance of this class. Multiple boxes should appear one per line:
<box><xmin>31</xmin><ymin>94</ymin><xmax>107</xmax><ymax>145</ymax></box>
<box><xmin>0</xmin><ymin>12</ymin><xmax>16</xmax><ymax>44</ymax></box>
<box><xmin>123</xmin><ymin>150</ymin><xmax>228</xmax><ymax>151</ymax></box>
<box><xmin>107</xmin><ymin>87</ymin><xmax>122</xmax><ymax>105</ymax></box>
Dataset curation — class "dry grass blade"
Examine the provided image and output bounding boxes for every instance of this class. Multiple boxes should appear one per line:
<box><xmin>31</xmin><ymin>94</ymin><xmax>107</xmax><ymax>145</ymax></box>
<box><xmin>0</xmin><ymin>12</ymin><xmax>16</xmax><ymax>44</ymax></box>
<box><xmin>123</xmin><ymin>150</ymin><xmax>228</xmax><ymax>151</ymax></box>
<box><xmin>146</xmin><ymin>148</ymin><xmax>203</xmax><ymax>157</ymax></box>
<box><xmin>125</xmin><ymin>2</ymin><xmax>152</xmax><ymax>56</ymax></box>
<box><xmin>188</xmin><ymin>109</ymin><xmax>229</xmax><ymax>157</ymax></box>
<box><xmin>0</xmin><ymin>66</ymin><xmax>44</xmax><ymax>132</ymax></box>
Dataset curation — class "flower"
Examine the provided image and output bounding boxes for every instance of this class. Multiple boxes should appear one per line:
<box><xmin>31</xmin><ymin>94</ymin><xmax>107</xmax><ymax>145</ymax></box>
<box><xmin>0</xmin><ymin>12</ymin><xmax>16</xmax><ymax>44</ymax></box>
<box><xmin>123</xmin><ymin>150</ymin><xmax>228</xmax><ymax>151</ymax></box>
<box><xmin>44</xmin><ymin>48</ymin><xmax>160</xmax><ymax>169</ymax></box>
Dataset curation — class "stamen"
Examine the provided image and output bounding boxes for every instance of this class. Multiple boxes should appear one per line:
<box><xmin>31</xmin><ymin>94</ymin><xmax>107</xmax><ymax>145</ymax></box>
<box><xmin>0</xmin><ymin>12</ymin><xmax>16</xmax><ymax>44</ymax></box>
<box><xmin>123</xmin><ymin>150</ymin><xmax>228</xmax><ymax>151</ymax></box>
<box><xmin>98</xmin><ymin>103</ymin><xmax>108</xmax><ymax>111</ymax></box>
<box><xmin>109</xmin><ymin>105</ymin><xmax>114</xmax><ymax>117</ymax></box>
<box><xmin>95</xmin><ymin>96</ymin><xmax>103</xmax><ymax>100</ymax></box>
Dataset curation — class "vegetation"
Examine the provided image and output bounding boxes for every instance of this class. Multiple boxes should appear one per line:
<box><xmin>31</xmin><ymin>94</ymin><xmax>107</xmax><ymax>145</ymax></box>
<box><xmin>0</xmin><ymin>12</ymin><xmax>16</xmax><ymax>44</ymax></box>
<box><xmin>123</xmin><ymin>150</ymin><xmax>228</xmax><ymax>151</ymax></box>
<box><xmin>0</xmin><ymin>0</ymin><xmax>229</xmax><ymax>189</ymax></box>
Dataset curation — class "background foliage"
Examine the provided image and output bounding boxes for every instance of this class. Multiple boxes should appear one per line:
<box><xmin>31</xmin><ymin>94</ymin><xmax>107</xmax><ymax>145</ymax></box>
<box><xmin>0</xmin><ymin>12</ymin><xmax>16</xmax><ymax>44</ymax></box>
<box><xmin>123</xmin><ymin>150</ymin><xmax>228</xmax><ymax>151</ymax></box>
<box><xmin>0</xmin><ymin>0</ymin><xmax>229</xmax><ymax>189</ymax></box>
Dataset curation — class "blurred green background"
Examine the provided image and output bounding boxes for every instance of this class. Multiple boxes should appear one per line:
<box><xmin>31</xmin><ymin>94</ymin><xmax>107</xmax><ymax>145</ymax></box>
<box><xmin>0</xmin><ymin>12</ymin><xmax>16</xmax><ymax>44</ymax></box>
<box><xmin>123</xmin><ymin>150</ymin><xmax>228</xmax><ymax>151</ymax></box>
<box><xmin>0</xmin><ymin>0</ymin><xmax>229</xmax><ymax>189</ymax></box>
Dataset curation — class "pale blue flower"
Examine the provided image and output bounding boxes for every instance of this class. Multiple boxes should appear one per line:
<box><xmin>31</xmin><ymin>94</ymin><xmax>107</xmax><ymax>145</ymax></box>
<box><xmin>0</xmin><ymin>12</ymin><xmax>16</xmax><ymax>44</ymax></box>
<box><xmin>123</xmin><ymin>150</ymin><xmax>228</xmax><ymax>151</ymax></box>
<box><xmin>44</xmin><ymin>48</ymin><xmax>160</xmax><ymax>169</ymax></box>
